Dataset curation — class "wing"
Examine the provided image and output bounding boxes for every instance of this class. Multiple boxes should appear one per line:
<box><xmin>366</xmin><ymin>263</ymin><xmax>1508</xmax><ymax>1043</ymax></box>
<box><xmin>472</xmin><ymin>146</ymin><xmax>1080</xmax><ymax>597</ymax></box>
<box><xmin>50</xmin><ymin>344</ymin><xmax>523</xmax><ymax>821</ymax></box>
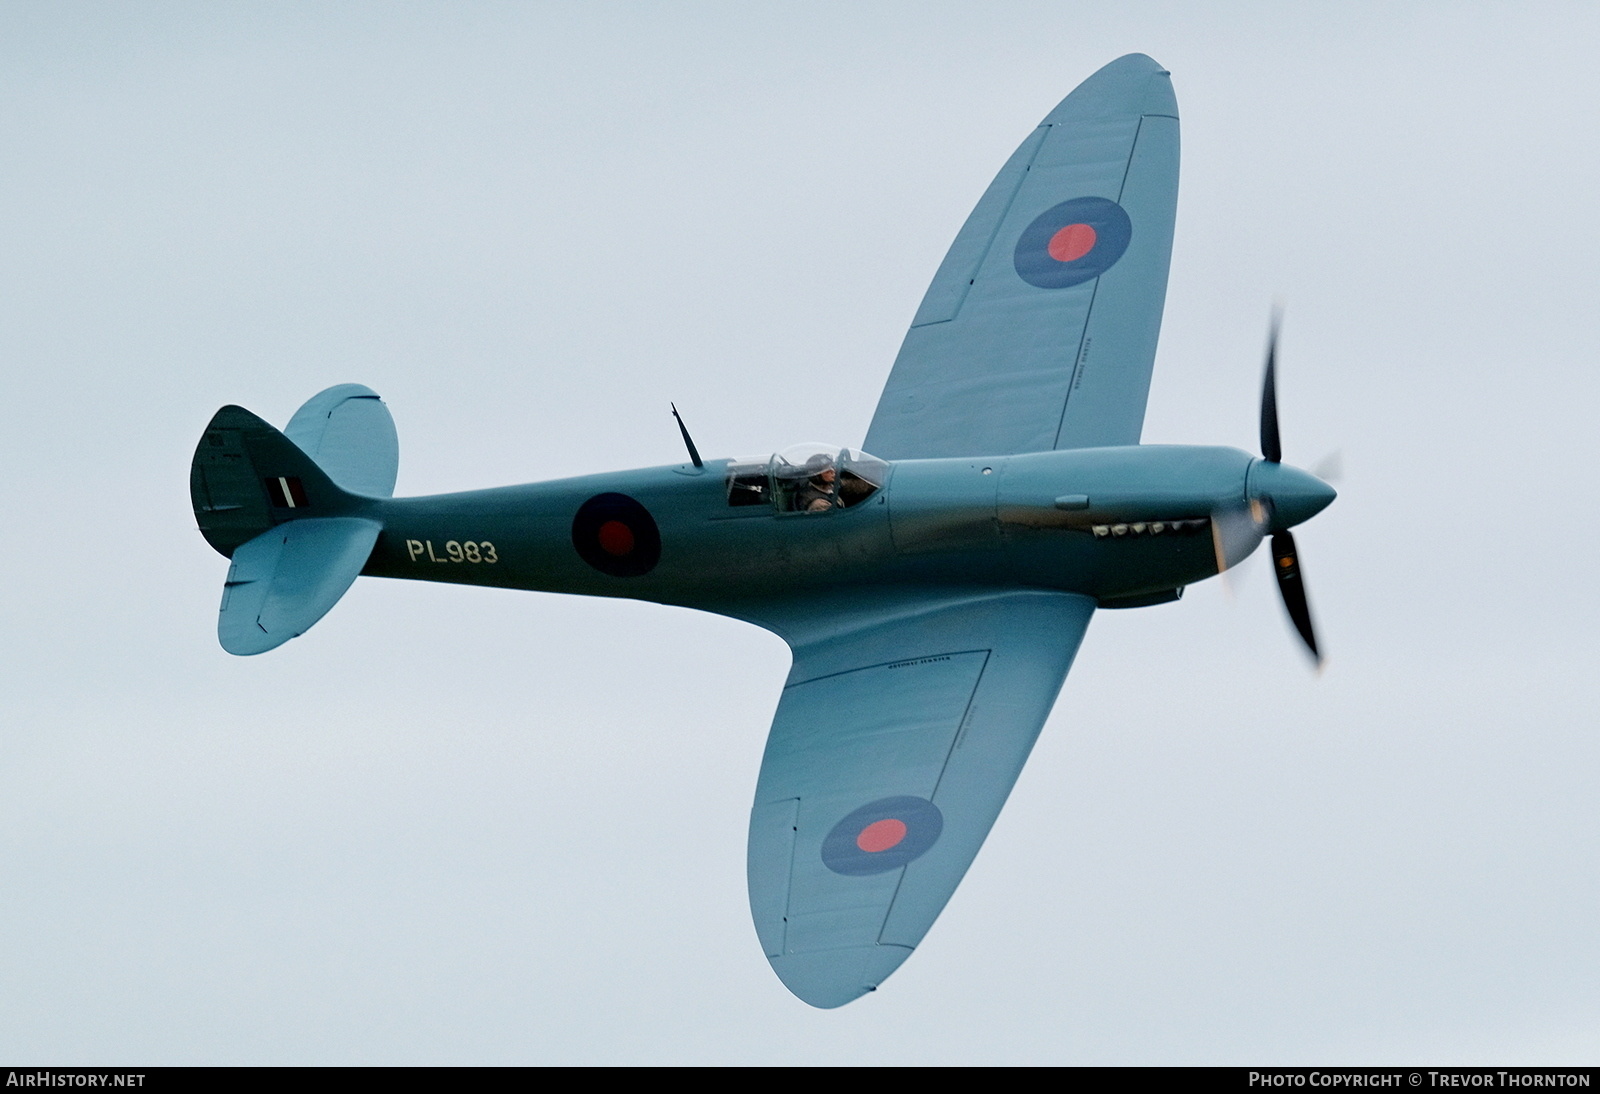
<box><xmin>863</xmin><ymin>54</ymin><xmax>1179</xmax><ymax>460</ymax></box>
<box><xmin>744</xmin><ymin>589</ymin><xmax>1096</xmax><ymax>1007</ymax></box>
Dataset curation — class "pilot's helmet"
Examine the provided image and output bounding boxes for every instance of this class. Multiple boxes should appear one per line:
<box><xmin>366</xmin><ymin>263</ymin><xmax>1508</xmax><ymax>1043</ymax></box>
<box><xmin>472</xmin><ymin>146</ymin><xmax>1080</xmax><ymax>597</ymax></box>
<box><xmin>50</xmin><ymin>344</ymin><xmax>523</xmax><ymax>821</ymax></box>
<box><xmin>803</xmin><ymin>453</ymin><xmax>836</xmax><ymax>478</ymax></box>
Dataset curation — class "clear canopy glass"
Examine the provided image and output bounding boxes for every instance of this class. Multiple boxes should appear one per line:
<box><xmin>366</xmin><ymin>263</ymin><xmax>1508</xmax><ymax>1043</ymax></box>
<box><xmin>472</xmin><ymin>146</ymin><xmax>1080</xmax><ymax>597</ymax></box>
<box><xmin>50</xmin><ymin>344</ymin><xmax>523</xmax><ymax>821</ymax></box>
<box><xmin>725</xmin><ymin>445</ymin><xmax>888</xmax><ymax>513</ymax></box>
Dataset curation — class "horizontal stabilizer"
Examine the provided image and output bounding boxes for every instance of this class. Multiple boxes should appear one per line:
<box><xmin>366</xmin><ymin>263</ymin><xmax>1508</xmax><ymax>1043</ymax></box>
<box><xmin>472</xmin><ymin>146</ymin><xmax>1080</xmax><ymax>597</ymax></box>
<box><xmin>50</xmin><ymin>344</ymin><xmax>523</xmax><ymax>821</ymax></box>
<box><xmin>284</xmin><ymin>384</ymin><xmax>400</xmax><ymax>497</ymax></box>
<box><xmin>219</xmin><ymin>517</ymin><xmax>381</xmax><ymax>655</ymax></box>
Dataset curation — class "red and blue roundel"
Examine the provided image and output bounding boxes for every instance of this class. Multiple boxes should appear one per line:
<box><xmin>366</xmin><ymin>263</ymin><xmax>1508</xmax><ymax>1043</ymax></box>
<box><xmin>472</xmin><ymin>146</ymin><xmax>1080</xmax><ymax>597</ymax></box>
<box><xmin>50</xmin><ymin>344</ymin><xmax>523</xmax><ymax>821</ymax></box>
<box><xmin>572</xmin><ymin>493</ymin><xmax>661</xmax><ymax>577</ymax></box>
<box><xmin>821</xmin><ymin>796</ymin><xmax>944</xmax><ymax>876</ymax></box>
<box><xmin>1013</xmin><ymin>196</ymin><xmax>1133</xmax><ymax>289</ymax></box>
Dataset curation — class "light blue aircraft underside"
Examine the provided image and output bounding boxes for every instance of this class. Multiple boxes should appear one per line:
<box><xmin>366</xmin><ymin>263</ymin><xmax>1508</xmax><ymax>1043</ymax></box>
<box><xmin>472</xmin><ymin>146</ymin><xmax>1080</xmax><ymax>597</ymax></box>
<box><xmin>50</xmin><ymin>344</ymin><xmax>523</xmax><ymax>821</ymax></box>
<box><xmin>189</xmin><ymin>54</ymin><xmax>1334</xmax><ymax>1008</ymax></box>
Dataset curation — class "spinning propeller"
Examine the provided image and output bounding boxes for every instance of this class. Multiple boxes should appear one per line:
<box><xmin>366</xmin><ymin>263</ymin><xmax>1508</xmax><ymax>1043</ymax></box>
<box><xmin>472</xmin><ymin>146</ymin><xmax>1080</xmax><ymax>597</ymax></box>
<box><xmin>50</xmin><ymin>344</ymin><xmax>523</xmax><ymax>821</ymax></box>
<box><xmin>1211</xmin><ymin>311</ymin><xmax>1335</xmax><ymax>667</ymax></box>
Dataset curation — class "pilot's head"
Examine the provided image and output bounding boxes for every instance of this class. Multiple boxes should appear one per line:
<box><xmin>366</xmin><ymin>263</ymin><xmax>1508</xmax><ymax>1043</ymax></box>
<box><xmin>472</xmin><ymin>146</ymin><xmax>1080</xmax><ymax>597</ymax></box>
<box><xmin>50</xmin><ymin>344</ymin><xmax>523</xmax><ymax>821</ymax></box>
<box><xmin>803</xmin><ymin>454</ymin><xmax>837</xmax><ymax>484</ymax></box>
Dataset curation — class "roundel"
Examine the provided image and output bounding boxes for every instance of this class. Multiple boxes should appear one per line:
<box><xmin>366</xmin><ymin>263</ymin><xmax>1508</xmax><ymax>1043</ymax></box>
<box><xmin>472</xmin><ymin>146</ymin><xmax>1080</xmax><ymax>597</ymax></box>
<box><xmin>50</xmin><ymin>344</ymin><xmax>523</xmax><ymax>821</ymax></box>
<box><xmin>1013</xmin><ymin>196</ymin><xmax>1133</xmax><ymax>289</ymax></box>
<box><xmin>821</xmin><ymin>796</ymin><xmax>944</xmax><ymax>876</ymax></box>
<box><xmin>572</xmin><ymin>492</ymin><xmax>661</xmax><ymax>577</ymax></box>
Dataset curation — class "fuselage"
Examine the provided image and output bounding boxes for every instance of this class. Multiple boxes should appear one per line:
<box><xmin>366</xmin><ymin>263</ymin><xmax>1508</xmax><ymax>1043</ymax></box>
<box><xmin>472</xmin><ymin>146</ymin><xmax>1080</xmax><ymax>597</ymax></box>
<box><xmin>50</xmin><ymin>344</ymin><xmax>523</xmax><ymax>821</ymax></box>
<box><xmin>355</xmin><ymin>444</ymin><xmax>1330</xmax><ymax>617</ymax></box>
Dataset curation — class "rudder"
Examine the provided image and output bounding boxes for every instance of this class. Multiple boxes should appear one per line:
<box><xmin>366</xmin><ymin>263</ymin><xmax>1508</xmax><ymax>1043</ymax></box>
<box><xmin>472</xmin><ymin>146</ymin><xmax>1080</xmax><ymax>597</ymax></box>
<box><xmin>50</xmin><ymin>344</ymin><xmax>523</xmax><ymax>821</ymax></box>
<box><xmin>190</xmin><ymin>404</ymin><xmax>358</xmax><ymax>558</ymax></box>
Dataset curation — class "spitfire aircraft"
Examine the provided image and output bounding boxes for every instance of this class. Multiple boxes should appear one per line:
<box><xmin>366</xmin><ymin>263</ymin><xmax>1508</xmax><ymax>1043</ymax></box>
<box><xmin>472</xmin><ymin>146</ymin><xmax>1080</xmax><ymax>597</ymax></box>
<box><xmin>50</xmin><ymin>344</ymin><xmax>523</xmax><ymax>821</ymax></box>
<box><xmin>190</xmin><ymin>54</ymin><xmax>1335</xmax><ymax>1008</ymax></box>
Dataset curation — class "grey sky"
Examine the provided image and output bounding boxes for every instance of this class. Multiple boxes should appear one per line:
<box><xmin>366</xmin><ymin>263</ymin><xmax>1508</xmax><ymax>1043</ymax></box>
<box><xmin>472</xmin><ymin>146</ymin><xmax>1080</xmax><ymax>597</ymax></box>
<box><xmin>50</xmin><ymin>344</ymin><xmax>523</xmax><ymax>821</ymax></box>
<box><xmin>1</xmin><ymin>1</ymin><xmax>1596</xmax><ymax>1064</ymax></box>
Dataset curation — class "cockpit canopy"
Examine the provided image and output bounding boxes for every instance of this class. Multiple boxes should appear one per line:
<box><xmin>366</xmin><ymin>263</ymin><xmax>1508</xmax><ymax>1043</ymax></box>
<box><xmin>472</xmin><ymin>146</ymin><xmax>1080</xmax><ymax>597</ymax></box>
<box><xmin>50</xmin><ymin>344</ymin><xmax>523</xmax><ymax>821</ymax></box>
<box><xmin>726</xmin><ymin>443</ymin><xmax>889</xmax><ymax>514</ymax></box>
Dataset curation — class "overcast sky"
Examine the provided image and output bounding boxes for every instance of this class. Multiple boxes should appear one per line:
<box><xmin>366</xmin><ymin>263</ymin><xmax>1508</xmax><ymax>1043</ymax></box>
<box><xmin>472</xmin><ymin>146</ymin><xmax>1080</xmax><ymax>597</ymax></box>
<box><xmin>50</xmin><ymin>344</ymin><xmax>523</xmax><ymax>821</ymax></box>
<box><xmin>2</xmin><ymin>1</ymin><xmax>1597</xmax><ymax>1065</ymax></box>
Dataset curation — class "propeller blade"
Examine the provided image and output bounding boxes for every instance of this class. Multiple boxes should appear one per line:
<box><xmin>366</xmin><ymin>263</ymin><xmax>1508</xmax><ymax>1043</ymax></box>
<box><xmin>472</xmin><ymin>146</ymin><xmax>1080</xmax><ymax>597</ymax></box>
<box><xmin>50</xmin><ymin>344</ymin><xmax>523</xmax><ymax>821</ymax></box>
<box><xmin>1211</xmin><ymin>499</ymin><xmax>1270</xmax><ymax>573</ymax></box>
<box><xmin>1260</xmin><ymin>309</ymin><xmax>1282</xmax><ymax>463</ymax></box>
<box><xmin>1269</xmin><ymin>529</ymin><xmax>1320</xmax><ymax>665</ymax></box>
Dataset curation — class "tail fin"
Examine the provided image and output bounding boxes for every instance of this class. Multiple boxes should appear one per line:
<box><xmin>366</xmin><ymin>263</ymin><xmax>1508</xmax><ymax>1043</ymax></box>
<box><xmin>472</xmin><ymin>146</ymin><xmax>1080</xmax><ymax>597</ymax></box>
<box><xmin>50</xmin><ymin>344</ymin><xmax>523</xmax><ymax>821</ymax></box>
<box><xmin>191</xmin><ymin>386</ymin><xmax>395</xmax><ymax>655</ymax></box>
<box><xmin>191</xmin><ymin>404</ymin><xmax>358</xmax><ymax>558</ymax></box>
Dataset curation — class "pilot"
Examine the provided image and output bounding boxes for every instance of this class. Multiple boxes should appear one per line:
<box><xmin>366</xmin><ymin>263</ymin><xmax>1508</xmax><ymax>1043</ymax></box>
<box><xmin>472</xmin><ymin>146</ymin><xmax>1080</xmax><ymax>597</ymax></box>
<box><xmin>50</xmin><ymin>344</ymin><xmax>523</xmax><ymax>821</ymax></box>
<box><xmin>794</xmin><ymin>455</ymin><xmax>838</xmax><ymax>512</ymax></box>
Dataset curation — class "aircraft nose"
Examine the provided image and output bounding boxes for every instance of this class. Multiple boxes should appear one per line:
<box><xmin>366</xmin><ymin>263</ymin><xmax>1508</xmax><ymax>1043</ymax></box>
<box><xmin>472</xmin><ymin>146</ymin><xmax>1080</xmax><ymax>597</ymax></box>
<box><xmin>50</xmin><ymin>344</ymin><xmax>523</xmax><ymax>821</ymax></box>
<box><xmin>1251</xmin><ymin>461</ymin><xmax>1336</xmax><ymax>531</ymax></box>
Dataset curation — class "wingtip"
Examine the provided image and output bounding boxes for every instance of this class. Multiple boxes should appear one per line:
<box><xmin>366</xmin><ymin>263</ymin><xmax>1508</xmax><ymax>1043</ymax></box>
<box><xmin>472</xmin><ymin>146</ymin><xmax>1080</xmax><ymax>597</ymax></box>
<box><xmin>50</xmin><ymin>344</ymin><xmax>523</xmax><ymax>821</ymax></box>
<box><xmin>1040</xmin><ymin>53</ymin><xmax>1177</xmax><ymax>126</ymax></box>
<box><xmin>770</xmin><ymin>944</ymin><xmax>914</xmax><ymax>1008</ymax></box>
